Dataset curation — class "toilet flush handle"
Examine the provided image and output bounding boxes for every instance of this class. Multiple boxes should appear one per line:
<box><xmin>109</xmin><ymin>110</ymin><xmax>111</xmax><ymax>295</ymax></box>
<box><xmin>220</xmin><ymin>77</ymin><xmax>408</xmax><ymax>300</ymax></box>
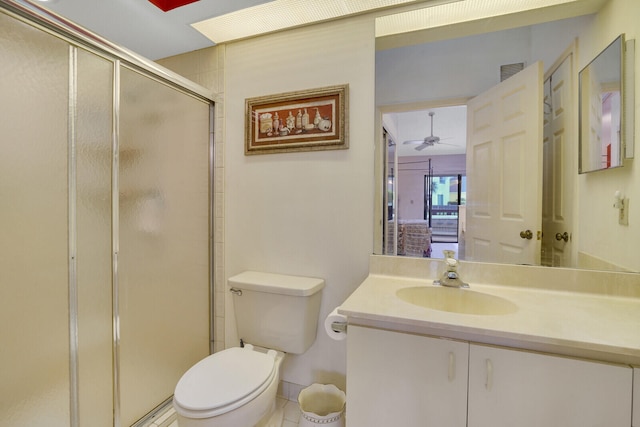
<box><xmin>230</xmin><ymin>287</ymin><xmax>243</xmax><ymax>296</ymax></box>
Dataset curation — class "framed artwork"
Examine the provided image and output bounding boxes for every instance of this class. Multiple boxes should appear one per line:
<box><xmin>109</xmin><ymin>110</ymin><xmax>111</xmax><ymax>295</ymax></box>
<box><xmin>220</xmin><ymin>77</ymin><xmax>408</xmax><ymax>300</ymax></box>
<box><xmin>245</xmin><ymin>84</ymin><xmax>348</xmax><ymax>155</ymax></box>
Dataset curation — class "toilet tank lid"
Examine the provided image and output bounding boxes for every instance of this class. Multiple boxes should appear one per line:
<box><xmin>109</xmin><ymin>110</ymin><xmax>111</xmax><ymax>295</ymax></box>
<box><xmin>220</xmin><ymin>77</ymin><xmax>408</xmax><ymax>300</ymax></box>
<box><xmin>228</xmin><ymin>271</ymin><xmax>324</xmax><ymax>296</ymax></box>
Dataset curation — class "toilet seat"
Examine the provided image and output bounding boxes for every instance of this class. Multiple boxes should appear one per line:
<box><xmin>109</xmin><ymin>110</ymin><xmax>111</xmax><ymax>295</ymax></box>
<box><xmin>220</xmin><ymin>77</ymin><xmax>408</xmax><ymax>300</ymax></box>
<box><xmin>174</xmin><ymin>346</ymin><xmax>277</xmax><ymax>419</ymax></box>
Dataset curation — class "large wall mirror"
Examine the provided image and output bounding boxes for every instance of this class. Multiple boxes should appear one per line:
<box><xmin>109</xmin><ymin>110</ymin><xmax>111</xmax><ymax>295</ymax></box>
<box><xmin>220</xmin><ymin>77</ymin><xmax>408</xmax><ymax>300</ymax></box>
<box><xmin>579</xmin><ymin>34</ymin><xmax>625</xmax><ymax>173</ymax></box>
<box><xmin>374</xmin><ymin>1</ymin><xmax>638</xmax><ymax>275</ymax></box>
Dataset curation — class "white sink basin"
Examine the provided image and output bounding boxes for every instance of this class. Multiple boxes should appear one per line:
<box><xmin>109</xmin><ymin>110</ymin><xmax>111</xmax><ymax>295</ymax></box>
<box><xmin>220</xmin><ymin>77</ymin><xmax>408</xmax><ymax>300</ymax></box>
<box><xmin>396</xmin><ymin>286</ymin><xmax>518</xmax><ymax>315</ymax></box>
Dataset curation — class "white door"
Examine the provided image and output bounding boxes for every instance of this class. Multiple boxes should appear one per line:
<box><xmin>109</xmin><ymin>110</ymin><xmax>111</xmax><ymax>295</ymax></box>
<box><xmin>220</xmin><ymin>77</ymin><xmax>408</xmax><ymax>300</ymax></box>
<box><xmin>468</xmin><ymin>344</ymin><xmax>633</xmax><ymax>427</ymax></box>
<box><xmin>542</xmin><ymin>54</ymin><xmax>575</xmax><ymax>267</ymax></box>
<box><xmin>465</xmin><ymin>61</ymin><xmax>543</xmax><ymax>265</ymax></box>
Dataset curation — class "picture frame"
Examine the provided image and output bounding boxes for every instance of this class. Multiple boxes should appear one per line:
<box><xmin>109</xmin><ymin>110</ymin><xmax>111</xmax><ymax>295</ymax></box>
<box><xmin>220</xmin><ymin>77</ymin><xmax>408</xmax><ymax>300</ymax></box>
<box><xmin>245</xmin><ymin>84</ymin><xmax>348</xmax><ymax>155</ymax></box>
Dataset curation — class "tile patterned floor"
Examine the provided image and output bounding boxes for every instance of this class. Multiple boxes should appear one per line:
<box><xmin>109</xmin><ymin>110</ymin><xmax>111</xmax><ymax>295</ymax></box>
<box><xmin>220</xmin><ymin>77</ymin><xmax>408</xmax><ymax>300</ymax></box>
<box><xmin>163</xmin><ymin>396</ymin><xmax>302</xmax><ymax>427</ymax></box>
<box><xmin>278</xmin><ymin>397</ymin><xmax>303</xmax><ymax>427</ymax></box>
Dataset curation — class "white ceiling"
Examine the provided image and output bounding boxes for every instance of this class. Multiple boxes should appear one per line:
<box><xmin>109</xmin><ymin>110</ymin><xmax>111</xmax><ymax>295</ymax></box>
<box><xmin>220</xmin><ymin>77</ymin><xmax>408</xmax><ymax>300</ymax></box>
<box><xmin>35</xmin><ymin>0</ymin><xmax>446</xmax><ymax>60</ymax></box>
<box><xmin>30</xmin><ymin>0</ymin><xmax>604</xmax><ymax>61</ymax></box>
<box><xmin>386</xmin><ymin>105</ymin><xmax>467</xmax><ymax>157</ymax></box>
<box><xmin>37</xmin><ymin>0</ymin><xmax>273</xmax><ymax>60</ymax></box>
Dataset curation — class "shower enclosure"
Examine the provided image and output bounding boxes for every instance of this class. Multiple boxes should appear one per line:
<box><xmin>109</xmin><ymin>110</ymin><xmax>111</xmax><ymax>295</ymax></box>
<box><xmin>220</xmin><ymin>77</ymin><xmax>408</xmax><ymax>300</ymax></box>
<box><xmin>0</xmin><ymin>2</ymin><xmax>213</xmax><ymax>426</ymax></box>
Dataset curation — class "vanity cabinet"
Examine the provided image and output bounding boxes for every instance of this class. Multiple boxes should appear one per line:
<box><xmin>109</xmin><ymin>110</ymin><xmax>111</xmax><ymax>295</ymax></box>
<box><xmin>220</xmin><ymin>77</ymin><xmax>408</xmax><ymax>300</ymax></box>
<box><xmin>347</xmin><ymin>326</ymin><xmax>633</xmax><ymax>427</ymax></box>
<box><xmin>347</xmin><ymin>325</ymin><xmax>469</xmax><ymax>427</ymax></box>
<box><xmin>468</xmin><ymin>344</ymin><xmax>632</xmax><ymax>427</ymax></box>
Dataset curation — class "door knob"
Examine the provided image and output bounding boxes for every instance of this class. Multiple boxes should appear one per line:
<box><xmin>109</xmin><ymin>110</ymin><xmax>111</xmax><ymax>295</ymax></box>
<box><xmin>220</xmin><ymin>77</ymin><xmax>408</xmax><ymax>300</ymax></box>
<box><xmin>520</xmin><ymin>229</ymin><xmax>533</xmax><ymax>240</ymax></box>
<box><xmin>555</xmin><ymin>232</ymin><xmax>569</xmax><ymax>242</ymax></box>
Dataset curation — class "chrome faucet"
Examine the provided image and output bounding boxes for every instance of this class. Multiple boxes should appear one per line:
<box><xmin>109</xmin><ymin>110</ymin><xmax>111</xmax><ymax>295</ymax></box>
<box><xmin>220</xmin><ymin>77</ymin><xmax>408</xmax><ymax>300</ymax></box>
<box><xmin>434</xmin><ymin>250</ymin><xmax>469</xmax><ymax>288</ymax></box>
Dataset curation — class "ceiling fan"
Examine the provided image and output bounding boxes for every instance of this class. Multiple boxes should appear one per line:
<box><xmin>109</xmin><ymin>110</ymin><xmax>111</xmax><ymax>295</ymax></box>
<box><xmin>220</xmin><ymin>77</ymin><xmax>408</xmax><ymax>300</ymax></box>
<box><xmin>403</xmin><ymin>111</ymin><xmax>454</xmax><ymax>151</ymax></box>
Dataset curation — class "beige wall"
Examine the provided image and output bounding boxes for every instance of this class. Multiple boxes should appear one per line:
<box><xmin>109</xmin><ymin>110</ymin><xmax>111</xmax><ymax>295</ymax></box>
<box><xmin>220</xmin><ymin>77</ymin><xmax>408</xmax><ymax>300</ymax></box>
<box><xmin>223</xmin><ymin>16</ymin><xmax>375</xmax><ymax>388</ymax></box>
<box><xmin>162</xmin><ymin>16</ymin><xmax>377</xmax><ymax>388</ymax></box>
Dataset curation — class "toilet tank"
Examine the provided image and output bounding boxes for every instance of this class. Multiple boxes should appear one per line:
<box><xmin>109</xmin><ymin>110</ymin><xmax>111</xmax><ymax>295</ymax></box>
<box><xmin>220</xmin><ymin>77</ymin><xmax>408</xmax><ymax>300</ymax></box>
<box><xmin>228</xmin><ymin>271</ymin><xmax>324</xmax><ymax>354</ymax></box>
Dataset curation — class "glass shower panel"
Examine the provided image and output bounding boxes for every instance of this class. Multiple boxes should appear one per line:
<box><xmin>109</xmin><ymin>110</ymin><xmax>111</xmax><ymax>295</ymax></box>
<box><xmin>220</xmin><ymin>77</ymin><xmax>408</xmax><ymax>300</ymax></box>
<box><xmin>118</xmin><ymin>67</ymin><xmax>210</xmax><ymax>425</ymax></box>
<box><xmin>0</xmin><ymin>12</ymin><xmax>71</xmax><ymax>427</ymax></box>
<box><xmin>76</xmin><ymin>48</ymin><xmax>114</xmax><ymax>426</ymax></box>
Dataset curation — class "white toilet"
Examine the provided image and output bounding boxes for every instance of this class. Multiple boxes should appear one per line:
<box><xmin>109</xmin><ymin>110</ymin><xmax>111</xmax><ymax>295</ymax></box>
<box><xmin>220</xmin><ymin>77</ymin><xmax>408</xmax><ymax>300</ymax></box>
<box><xmin>173</xmin><ymin>271</ymin><xmax>325</xmax><ymax>427</ymax></box>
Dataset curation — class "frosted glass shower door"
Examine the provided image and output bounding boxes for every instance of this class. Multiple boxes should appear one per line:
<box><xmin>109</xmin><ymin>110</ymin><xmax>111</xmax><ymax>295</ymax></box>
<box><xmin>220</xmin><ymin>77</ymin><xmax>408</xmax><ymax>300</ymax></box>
<box><xmin>0</xmin><ymin>7</ymin><xmax>212</xmax><ymax>426</ymax></box>
<box><xmin>118</xmin><ymin>67</ymin><xmax>210</xmax><ymax>425</ymax></box>
<box><xmin>76</xmin><ymin>48</ymin><xmax>115</xmax><ymax>427</ymax></box>
<box><xmin>0</xmin><ymin>13</ymin><xmax>72</xmax><ymax>427</ymax></box>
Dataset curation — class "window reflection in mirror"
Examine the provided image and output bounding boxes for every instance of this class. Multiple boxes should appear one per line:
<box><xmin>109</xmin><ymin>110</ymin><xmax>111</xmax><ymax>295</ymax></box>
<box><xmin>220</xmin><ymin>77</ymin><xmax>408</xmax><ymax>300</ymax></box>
<box><xmin>426</xmin><ymin>174</ymin><xmax>466</xmax><ymax>258</ymax></box>
<box><xmin>579</xmin><ymin>35</ymin><xmax>624</xmax><ymax>173</ymax></box>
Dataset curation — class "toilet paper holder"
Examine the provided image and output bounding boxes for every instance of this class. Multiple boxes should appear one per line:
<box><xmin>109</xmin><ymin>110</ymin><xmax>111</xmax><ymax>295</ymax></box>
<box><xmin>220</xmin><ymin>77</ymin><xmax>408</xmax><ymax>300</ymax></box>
<box><xmin>325</xmin><ymin>307</ymin><xmax>348</xmax><ymax>340</ymax></box>
<box><xmin>331</xmin><ymin>321</ymin><xmax>347</xmax><ymax>333</ymax></box>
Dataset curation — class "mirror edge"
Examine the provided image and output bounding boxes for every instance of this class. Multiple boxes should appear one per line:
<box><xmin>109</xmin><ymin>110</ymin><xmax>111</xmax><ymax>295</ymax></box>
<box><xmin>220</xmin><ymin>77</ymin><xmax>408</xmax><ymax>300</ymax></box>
<box><xmin>578</xmin><ymin>33</ymin><xmax>625</xmax><ymax>174</ymax></box>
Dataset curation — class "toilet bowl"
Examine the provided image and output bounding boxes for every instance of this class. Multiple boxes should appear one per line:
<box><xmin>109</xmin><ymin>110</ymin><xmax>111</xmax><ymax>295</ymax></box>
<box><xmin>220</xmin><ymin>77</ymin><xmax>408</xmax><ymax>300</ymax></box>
<box><xmin>173</xmin><ymin>345</ymin><xmax>284</xmax><ymax>427</ymax></box>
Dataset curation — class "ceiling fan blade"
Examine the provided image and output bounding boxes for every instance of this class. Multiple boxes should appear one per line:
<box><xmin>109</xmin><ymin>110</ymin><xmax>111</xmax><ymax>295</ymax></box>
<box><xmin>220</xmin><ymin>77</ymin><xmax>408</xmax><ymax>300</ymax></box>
<box><xmin>404</xmin><ymin>112</ymin><xmax>459</xmax><ymax>150</ymax></box>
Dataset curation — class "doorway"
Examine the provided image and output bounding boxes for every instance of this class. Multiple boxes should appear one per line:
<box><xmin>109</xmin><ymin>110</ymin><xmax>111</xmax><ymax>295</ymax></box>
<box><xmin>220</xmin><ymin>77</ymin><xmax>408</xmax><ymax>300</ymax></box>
<box><xmin>383</xmin><ymin>105</ymin><xmax>467</xmax><ymax>258</ymax></box>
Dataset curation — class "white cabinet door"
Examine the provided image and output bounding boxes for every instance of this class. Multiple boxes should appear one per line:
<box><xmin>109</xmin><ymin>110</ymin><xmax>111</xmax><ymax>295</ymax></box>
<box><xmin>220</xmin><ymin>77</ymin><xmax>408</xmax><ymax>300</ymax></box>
<box><xmin>468</xmin><ymin>344</ymin><xmax>632</xmax><ymax>427</ymax></box>
<box><xmin>346</xmin><ymin>325</ymin><xmax>468</xmax><ymax>427</ymax></box>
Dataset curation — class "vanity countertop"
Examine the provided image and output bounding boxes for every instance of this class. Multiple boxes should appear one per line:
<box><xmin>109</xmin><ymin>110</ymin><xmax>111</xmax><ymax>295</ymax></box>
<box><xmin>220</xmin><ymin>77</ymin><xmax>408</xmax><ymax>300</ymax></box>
<box><xmin>339</xmin><ymin>267</ymin><xmax>640</xmax><ymax>365</ymax></box>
